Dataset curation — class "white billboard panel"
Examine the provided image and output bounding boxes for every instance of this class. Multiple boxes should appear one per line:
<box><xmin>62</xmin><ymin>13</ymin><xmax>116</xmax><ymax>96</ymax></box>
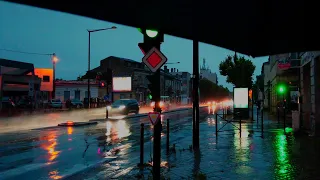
<box><xmin>233</xmin><ymin>88</ymin><xmax>248</xmax><ymax>108</ymax></box>
<box><xmin>112</xmin><ymin>77</ymin><xmax>132</xmax><ymax>92</ymax></box>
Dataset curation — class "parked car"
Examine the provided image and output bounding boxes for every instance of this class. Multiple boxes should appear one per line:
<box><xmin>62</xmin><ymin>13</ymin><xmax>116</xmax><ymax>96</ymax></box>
<box><xmin>16</xmin><ymin>98</ymin><xmax>32</xmax><ymax>109</ymax></box>
<box><xmin>107</xmin><ymin>99</ymin><xmax>139</xmax><ymax>115</ymax></box>
<box><xmin>48</xmin><ymin>99</ymin><xmax>63</xmax><ymax>109</ymax></box>
<box><xmin>71</xmin><ymin>99</ymin><xmax>84</xmax><ymax>108</ymax></box>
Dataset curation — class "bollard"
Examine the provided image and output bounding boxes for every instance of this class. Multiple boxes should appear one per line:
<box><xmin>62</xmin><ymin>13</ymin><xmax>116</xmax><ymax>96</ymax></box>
<box><xmin>240</xmin><ymin>118</ymin><xmax>242</xmax><ymax>138</ymax></box>
<box><xmin>106</xmin><ymin>108</ymin><xmax>109</xmax><ymax>119</ymax></box>
<box><xmin>139</xmin><ymin>123</ymin><xmax>144</xmax><ymax>167</ymax></box>
<box><xmin>283</xmin><ymin>107</ymin><xmax>286</xmax><ymax>132</ymax></box>
<box><xmin>166</xmin><ymin>119</ymin><xmax>170</xmax><ymax>153</ymax></box>
<box><xmin>261</xmin><ymin>108</ymin><xmax>264</xmax><ymax>135</ymax></box>
<box><xmin>277</xmin><ymin>107</ymin><xmax>280</xmax><ymax>123</ymax></box>
<box><xmin>215</xmin><ymin>112</ymin><xmax>218</xmax><ymax>137</ymax></box>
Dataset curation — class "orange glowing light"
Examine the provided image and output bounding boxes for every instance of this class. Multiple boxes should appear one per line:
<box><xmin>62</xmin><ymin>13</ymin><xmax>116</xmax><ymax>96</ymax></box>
<box><xmin>40</xmin><ymin>131</ymin><xmax>61</xmax><ymax>162</ymax></box>
<box><xmin>66</xmin><ymin>121</ymin><xmax>74</xmax><ymax>125</ymax></box>
<box><xmin>67</xmin><ymin>127</ymin><xmax>73</xmax><ymax>135</ymax></box>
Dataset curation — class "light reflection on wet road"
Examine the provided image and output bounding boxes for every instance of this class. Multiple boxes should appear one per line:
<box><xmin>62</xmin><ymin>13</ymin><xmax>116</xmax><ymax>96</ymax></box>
<box><xmin>0</xmin><ymin>108</ymin><xmax>204</xmax><ymax>180</ymax></box>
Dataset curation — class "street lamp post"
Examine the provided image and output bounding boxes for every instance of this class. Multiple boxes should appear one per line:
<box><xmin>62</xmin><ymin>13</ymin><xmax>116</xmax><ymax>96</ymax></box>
<box><xmin>87</xmin><ymin>26</ymin><xmax>117</xmax><ymax>108</ymax></box>
<box><xmin>52</xmin><ymin>53</ymin><xmax>58</xmax><ymax>99</ymax></box>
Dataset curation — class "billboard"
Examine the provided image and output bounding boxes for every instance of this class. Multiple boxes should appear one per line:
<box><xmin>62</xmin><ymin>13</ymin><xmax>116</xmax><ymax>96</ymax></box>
<box><xmin>233</xmin><ymin>88</ymin><xmax>248</xmax><ymax>108</ymax></box>
<box><xmin>112</xmin><ymin>77</ymin><xmax>132</xmax><ymax>92</ymax></box>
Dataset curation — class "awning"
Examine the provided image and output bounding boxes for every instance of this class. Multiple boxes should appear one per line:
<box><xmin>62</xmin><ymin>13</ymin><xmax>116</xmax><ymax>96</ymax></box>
<box><xmin>5</xmin><ymin>0</ymin><xmax>320</xmax><ymax>57</ymax></box>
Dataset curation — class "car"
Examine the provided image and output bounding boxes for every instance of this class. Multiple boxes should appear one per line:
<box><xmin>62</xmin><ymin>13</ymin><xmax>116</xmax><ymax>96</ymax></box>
<box><xmin>107</xmin><ymin>99</ymin><xmax>139</xmax><ymax>115</ymax></box>
<box><xmin>70</xmin><ymin>99</ymin><xmax>84</xmax><ymax>108</ymax></box>
<box><xmin>48</xmin><ymin>99</ymin><xmax>63</xmax><ymax>109</ymax></box>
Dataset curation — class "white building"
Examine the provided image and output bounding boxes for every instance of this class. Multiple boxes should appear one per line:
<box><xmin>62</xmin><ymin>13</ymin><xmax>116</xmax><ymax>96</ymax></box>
<box><xmin>200</xmin><ymin>58</ymin><xmax>217</xmax><ymax>84</ymax></box>
<box><xmin>170</xmin><ymin>69</ymin><xmax>192</xmax><ymax>104</ymax></box>
<box><xmin>55</xmin><ymin>80</ymin><xmax>99</xmax><ymax>102</ymax></box>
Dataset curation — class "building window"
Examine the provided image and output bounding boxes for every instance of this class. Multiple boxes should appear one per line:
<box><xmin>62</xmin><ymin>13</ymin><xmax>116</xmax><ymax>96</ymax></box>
<box><xmin>43</xmin><ymin>76</ymin><xmax>50</xmax><ymax>82</ymax></box>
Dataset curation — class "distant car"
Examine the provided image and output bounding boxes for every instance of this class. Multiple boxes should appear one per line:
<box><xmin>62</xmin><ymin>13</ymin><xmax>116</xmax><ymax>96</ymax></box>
<box><xmin>150</xmin><ymin>101</ymin><xmax>170</xmax><ymax>110</ymax></box>
<box><xmin>71</xmin><ymin>99</ymin><xmax>84</xmax><ymax>108</ymax></box>
<box><xmin>107</xmin><ymin>99</ymin><xmax>139</xmax><ymax>115</ymax></box>
<box><xmin>49</xmin><ymin>99</ymin><xmax>63</xmax><ymax>109</ymax></box>
<box><xmin>16</xmin><ymin>98</ymin><xmax>32</xmax><ymax>109</ymax></box>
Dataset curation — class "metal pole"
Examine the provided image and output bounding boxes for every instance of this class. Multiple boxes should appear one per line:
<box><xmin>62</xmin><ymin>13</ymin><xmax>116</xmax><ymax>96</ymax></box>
<box><xmin>140</xmin><ymin>123</ymin><xmax>144</xmax><ymax>167</ymax></box>
<box><xmin>166</xmin><ymin>119</ymin><xmax>170</xmax><ymax>153</ymax></box>
<box><xmin>261</xmin><ymin>107</ymin><xmax>264</xmax><ymax>135</ymax></box>
<box><xmin>192</xmin><ymin>39</ymin><xmax>200</xmax><ymax>150</ymax></box>
<box><xmin>283</xmin><ymin>95</ymin><xmax>286</xmax><ymax>132</ymax></box>
<box><xmin>215</xmin><ymin>112</ymin><xmax>218</xmax><ymax>137</ymax></box>
<box><xmin>87</xmin><ymin>31</ymin><xmax>91</xmax><ymax>108</ymax></box>
<box><xmin>277</xmin><ymin>107</ymin><xmax>280</xmax><ymax>123</ymax></box>
<box><xmin>251</xmin><ymin>99</ymin><xmax>254</xmax><ymax>120</ymax></box>
<box><xmin>153</xmin><ymin>69</ymin><xmax>161</xmax><ymax>179</ymax></box>
<box><xmin>52</xmin><ymin>59</ymin><xmax>56</xmax><ymax>99</ymax></box>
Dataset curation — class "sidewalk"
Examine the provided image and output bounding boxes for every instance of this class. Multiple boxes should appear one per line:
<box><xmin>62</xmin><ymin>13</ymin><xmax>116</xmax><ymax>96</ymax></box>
<box><xmin>87</xmin><ymin>109</ymin><xmax>320</xmax><ymax>179</ymax></box>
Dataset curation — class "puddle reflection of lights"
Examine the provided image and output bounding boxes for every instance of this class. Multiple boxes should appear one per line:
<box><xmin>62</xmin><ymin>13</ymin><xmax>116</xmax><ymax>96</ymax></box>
<box><xmin>105</xmin><ymin>120</ymin><xmax>131</xmax><ymax>143</ymax></box>
<box><xmin>40</xmin><ymin>131</ymin><xmax>61</xmax><ymax>162</ymax></box>
<box><xmin>67</xmin><ymin>127</ymin><xmax>73</xmax><ymax>135</ymax></box>
<box><xmin>207</xmin><ymin>118</ymin><xmax>216</xmax><ymax>126</ymax></box>
<box><xmin>274</xmin><ymin>132</ymin><xmax>292</xmax><ymax>178</ymax></box>
<box><xmin>49</xmin><ymin>170</ymin><xmax>62</xmax><ymax>180</ymax></box>
<box><xmin>233</xmin><ymin>124</ymin><xmax>252</xmax><ymax>173</ymax></box>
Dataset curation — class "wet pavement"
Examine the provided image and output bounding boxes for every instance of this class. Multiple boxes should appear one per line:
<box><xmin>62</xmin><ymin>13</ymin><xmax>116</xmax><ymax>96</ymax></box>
<box><xmin>67</xmin><ymin>107</ymin><xmax>320</xmax><ymax>180</ymax></box>
<box><xmin>0</xmin><ymin>107</ymin><xmax>208</xmax><ymax>180</ymax></box>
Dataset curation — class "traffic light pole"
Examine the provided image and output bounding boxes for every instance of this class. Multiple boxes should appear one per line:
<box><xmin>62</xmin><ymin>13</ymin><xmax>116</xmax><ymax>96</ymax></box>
<box><xmin>192</xmin><ymin>39</ymin><xmax>200</xmax><ymax>150</ymax></box>
<box><xmin>153</xmin><ymin>68</ymin><xmax>161</xmax><ymax>179</ymax></box>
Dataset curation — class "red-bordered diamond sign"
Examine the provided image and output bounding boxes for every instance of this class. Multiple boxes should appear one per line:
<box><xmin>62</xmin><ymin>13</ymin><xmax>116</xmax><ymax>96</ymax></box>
<box><xmin>148</xmin><ymin>112</ymin><xmax>160</xmax><ymax>125</ymax></box>
<box><xmin>142</xmin><ymin>47</ymin><xmax>167</xmax><ymax>72</ymax></box>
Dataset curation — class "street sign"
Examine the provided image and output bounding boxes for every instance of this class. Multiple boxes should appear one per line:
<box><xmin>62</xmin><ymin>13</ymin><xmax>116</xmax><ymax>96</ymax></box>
<box><xmin>104</xmin><ymin>95</ymin><xmax>109</xmax><ymax>101</ymax></box>
<box><xmin>142</xmin><ymin>47</ymin><xmax>167</xmax><ymax>72</ymax></box>
<box><xmin>148</xmin><ymin>112</ymin><xmax>160</xmax><ymax>125</ymax></box>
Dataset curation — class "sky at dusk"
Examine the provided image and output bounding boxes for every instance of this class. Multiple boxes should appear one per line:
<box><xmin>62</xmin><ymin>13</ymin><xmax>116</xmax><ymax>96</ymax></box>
<box><xmin>0</xmin><ymin>1</ymin><xmax>268</xmax><ymax>90</ymax></box>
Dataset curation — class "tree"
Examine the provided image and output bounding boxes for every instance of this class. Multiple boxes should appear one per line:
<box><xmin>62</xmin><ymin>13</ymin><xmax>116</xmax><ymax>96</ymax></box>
<box><xmin>199</xmin><ymin>79</ymin><xmax>229</xmax><ymax>102</ymax></box>
<box><xmin>219</xmin><ymin>54</ymin><xmax>256</xmax><ymax>89</ymax></box>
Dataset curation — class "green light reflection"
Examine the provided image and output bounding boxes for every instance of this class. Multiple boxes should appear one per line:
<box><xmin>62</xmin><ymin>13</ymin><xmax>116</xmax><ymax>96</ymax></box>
<box><xmin>274</xmin><ymin>131</ymin><xmax>293</xmax><ymax>178</ymax></box>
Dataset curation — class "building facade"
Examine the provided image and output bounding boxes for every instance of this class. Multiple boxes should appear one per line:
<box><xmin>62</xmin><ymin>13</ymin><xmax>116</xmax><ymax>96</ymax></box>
<box><xmin>170</xmin><ymin>68</ymin><xmax>191</xmax><ymax>104</ymax></box>
<box><xmin>200</xmin><ymin>58</ymin><xmax>217</xmax><ymax>84</ymax></box>
<box><xmin>90</xmin><ymin>56</ymin><xmax>182</xmax><ymax>103</ymax></box>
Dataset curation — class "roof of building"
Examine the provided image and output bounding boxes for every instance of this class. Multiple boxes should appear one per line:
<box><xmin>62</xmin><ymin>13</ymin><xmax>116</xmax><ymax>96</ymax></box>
<box><xmin>0</xmin><ymin>58</ymin><xmax>34</xmax><ymax>75</ymax></box>
<box><xmin>56</xmin><ymin>80</ymin><xmax>99</xmax><ymax>86</ymax></box>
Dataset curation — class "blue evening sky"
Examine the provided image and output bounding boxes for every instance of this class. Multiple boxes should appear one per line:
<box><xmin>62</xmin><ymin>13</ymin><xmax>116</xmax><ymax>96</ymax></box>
<box><xmin>0</xmin><ymin>1</ymin><xmax>268</xmax><ymax>90</ymax></box>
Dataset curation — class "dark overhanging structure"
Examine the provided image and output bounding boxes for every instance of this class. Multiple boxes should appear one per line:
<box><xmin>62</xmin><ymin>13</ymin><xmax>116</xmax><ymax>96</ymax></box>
<box><xmin>4</xmin><ymin>0</ymin><xmax>320</xmax><ymax>178</ymax></box>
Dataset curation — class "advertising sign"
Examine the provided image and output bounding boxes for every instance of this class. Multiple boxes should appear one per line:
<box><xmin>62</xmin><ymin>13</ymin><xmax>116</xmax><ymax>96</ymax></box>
<box><xmin>112</xmin><ymin>77</ymin><xmax>132</xmax><ymax>92</ymax></box>
<box><xmin>233</xmin><ymin>88</ymin><xmax>248</xmax><ymax>108</ymax></box>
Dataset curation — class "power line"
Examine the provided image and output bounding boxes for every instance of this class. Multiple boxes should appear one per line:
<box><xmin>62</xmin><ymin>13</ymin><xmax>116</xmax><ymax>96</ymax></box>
<box><xmin>0</xmin><ymin>48</ymin><xmax>53</xmax><ymax>56</ymax></box>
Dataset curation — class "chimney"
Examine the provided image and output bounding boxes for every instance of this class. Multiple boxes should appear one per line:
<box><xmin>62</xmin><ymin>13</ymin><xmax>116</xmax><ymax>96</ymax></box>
<box><xmin>164</xmin><ymin>65</ymin><xmax>168</xmax><ymax>72</ymax></box>
<box><xmin>171</xmin><ymin>68</ymin><xmax>173</xmax><ymax>72</ymax></box>
<box><xmin>177</xmin><ymin>69</ymin><xmax>178</xmax><ymax>72</ymax></box>
<box><xmin>174</xmin><ymin>68</ymin><xmax>176</xmax><ymax>72</ymax></box>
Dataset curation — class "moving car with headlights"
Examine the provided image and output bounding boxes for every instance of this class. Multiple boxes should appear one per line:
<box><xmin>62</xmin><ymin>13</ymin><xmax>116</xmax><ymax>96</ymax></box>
<box><xmin>107</xmin><ymin>99</ymin><xmax>139</xmax><ymax>115</ymax></box>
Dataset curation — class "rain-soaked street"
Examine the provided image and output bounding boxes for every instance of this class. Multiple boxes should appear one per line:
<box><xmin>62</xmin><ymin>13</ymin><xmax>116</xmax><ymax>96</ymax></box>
<box><xmin>1</xmin><ymin>106</ymin><xmax>320</xmax><ymax>179</ymax></box>
<box><xmin>0</xmin><ymin>106</ymin><xmax>205</xmax><ymax>180</ymax></box>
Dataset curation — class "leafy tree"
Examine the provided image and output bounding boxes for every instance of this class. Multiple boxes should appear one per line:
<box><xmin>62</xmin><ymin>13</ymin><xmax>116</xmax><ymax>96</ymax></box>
<box><xmin>219</xmin><ymin>54</ymin><xmax>256</xmax><ymax>88</ymax></box>
<box><xmin>199</xmin><ymin>79</ymin><xmax>229</xmax><ymax>102</ymax></box>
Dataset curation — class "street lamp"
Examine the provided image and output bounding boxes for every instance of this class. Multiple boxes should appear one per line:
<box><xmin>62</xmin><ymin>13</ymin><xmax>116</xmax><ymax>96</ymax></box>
<box><xmin>52</xmin><ymin>53</ymin><xmax>58</xmax><ymax>99</ymax></box>
<box><xmin>87</xmin><ymin>26</ymin><xmax>117</xmax><ymax>108</ymax></box>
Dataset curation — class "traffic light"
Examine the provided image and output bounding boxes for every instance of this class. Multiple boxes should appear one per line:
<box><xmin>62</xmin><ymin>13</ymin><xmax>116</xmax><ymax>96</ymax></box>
<box><xmin>99</xmin><ymin>81</ymin><xmax>105</xmax><ymax>87</ymax></box>
<box><xmin>277</xmin><ymin>83</ymin><xmax>287</xmax><ymax>94</ymax></box>
<box><xmin>146</xmin><ymin>74</ymin><xmax>157</xmax><ymax>101</ymax></box>
<box><xmin>138</xmin><ymin>28</ymin><xmax>164</xmax><ymax>55</ymax></box>
<box><xmin>100</xmin><ymin>69</ymin><xmax>113</xmax><ymax>85</ymax></box>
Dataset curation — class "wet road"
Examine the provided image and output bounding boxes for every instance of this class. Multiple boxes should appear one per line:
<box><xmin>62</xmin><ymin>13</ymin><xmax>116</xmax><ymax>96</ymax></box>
<box><xmin>0</xmin><ymin>106</ymin><xmax>189</xmax><ymax>133</ymax></box>
<box><xmin>0</xmin><ymin>107</ymin><xmax>208</xmax><ymax>180</ymax></box>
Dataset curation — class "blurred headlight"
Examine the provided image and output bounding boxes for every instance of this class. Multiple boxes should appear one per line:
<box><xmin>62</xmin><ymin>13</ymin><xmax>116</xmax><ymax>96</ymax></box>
<box><xmin>107</xmin><ymin>106</ymin><xmax>111</xmax><ymax>110</ymax></box>
<box><xmin>119</xmin><ymin>105</ymin><xmax>126</xmax><ymax>109</ymax></box>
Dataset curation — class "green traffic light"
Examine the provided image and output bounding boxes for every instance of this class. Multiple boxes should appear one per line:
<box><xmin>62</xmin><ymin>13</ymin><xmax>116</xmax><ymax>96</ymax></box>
<box><xmin>148</xmin><ymin>94</ymin><xmax>152</xmax><ymax>99</ymax></box>
<box><xmin>146</xmin><ymin>29</ymin><xmax>158</xmax><ymax>38</ymax></box>
<box><xmin>277</xmin><ymin>85</ymin><xmax>286</xmax><ymax>94</ymax></box>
